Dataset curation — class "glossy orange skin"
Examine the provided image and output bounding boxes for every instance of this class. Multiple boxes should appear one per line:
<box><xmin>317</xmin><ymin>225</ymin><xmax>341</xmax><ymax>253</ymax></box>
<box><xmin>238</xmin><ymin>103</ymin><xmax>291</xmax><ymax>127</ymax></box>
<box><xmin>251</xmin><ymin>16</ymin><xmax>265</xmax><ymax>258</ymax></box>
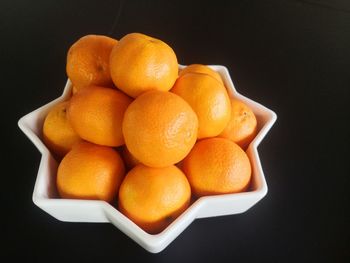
<box><xmin>183</xmin><ymin>137</ymin><xmax>251</xmax><ymax>197</ymax></box>
<box><xmin>110</xmin><ymin>33</ymin><xmax>178</xmax><ymax>98</ymax></box>
<box><xmin>68</xmin><ymin>86</ymin><xmax>132</xmax><ymax>147</ymax></box>
<box><xmin>118</xmin><ymin>164</ymin><xmax>191</xmax><ymax>234</ymax></box>
<box><xmin>219</xmin><ymin>99</ymin><xmax>257</xmax><ymax>149</ymax></box>
<box><xmin>67</xmin><ymin>35</ymin><xmax>118</xmax><ymax>87</ymax></box>
<box><xmin>57</xmin><ymin>142</ymin><xmax>125</xmax><ymax>202</ymax></box>
<box><xmin>43</xmin><ymin>101</ymin><xmax>82</xmax><ymax>158</ymax></box>
<box><xmin>122</xmin><ymin>90</ymin><xmax>198</xmax><ymax>168</ymax></box>
<box><xmin>179</xmin><ymin>64</ymin><xmax>223</xmax><ymax>84</ymax></box>
<box><xmin>171</xmin><ymin>73</ymin><xmax>231</xmax><ymax>139</ymax></box>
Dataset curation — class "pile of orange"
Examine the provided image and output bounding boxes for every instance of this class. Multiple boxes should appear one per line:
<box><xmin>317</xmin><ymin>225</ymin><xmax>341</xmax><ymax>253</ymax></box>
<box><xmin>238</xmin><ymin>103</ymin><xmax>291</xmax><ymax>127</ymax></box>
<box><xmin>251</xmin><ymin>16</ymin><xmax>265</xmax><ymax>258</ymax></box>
<box><xmin>42</xmin><ymin>33</ymin><xmax>258</xmax><ymax>234</ymax></box>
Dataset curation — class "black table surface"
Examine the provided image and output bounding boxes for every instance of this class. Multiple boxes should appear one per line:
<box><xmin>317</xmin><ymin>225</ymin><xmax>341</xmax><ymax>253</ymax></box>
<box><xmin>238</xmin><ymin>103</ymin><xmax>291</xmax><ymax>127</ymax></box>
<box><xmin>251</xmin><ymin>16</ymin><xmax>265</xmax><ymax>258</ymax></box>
<box><xmin>2</xmin><ymin>0</ymin><xmax>349</xmax><ymax>262</ymax></box>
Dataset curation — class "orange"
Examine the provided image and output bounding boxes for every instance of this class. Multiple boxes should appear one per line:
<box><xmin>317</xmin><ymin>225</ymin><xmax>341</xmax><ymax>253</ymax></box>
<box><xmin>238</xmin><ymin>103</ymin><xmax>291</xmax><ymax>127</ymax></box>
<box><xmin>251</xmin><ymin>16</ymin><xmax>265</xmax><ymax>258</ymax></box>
<box><xmin>67</xmin><ymin>86</ymin><xmax>132</xmax><ymax>147</ymax></box>
<box><xmin>179</xmin><ymin>64</ymin><xmax>223</xmax><ymax>84</ymax></box>
<box><xmin>122</xmin><ymin>90</ymin><xmax>198</xmax><ymax>168</ymax></box>
<box><xmin>171</xmin><ymin>73</ymin><xmax>231</xmax><ymax>139</ymax></box>
<box><xmin>121</xmin><ymin>146</ymin><xmax>140</xmax><ymax>170</ymax></box>
<box><xmin>67</xmin><ymin>35</ymin><xmax>117</xmax><ymax>87</ymax></box>
<box><xmin>219</xmin><ymin>99</ymin><xmax>257</xmax><ymax>149</ymax></box>
<box><xmin>71</xmin><ymin>82</ymin><xmax>118</xmax><ymax>95</ymax></box>
<box><xmin>71</xmin><ymin>85</ymin><xmax>92</xmax><ymax>95</ymax></box>
<box><xmin>57</xmin><ymin>141</ymin><xmax>125</xmax><ymax>202</ymax></box>
<box><xmin>72</xmin><ymin>85</ymin><xmax>78</xmax><ymax>95</ymax></box>
<box><xmin>183</xmin><ymin>137</ymin><xmax>251</xmax><ymax>197</ymax></box>
<box><xmin>71</xmin><ymin>85</ymin><xmax>88</xmax><ymax>95</ymax></box>
<box><xmin>43</xmin><ymin>101</ymin><xmax>82</xmax><ymax>158</ymax></box>
<box><xmin>118</xmin><ymin>164</ymin><xmax>191</xmax><ymax>234</ymax></box>
<box><xmin>110</xmin><ymin>33</ymin><xmax>178</xmax><ymax>98</ymax></box>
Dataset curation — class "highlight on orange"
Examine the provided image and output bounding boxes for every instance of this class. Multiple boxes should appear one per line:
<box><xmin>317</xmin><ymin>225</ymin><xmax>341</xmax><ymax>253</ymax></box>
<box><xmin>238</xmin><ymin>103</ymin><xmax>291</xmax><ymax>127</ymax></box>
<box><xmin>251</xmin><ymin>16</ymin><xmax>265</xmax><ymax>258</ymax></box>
<box><xmin>67</xmin><ymin>86</ymin><xmax>132</xmax><ymax>147</ymax></box>
<box><xmin>118</xmin><ymin>164</ymin><xmax>191</xmax><ymax>234</ymax></box>
<box><xmin>179</xmin><ymin>64</ymin><xmax>223</xmax><ymax>84</ymax></box>
<box><xmin>122</xmin><ymin>90</ymin><xmax>198</xmax><ymax>168</ymax></box>
<box><xmin>171</xmin><ymin>73</ymin><xmax>231</xmax><ymax>139</ymax></box>
<box><xmin>66</xmin><ymin>34</ymin><xmax>118</xmax><ymax>88</ymax></box>
<box><xmin>110</xmin><ymin>33</ymin><xmax>178</xmax><ymax>98</ymax></box>
<box><xmin>183</xmin><ymin>137</ymin><xmax>251</xmax><ymax>197</ymax></box>
<box><xmin>219</xmin><ymin>99</ymin><xmax>257</xmax><ymax>149</ymax></box>
<box><xmin>57</xmin><ymin>141</ymin><xmax>125</xmax><ymax>202</ymax></box>
<box><xmin>43</xmin><ymin>101</ymin><xmax>82</xmax><ymax>158</ymax></box>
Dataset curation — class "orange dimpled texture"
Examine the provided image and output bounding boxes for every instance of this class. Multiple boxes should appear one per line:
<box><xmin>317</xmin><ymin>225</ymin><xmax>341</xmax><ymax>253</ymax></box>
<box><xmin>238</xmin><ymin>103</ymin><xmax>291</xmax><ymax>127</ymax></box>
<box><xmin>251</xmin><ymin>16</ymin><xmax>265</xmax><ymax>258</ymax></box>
<box><xmin>122</xmin><ymin>90</ymin><xmax>198</xmax><ymax>168</ymax></box>
<box><xmin>66</xmin><ymin>35</ymin><xmax>118</xmax><ymax>87</ymax></box>
<box><xmin>183</xmin><ymin>137</ymin><xmax>251</xmax><ymax>197</ymax></box>
<box><xmin>118</xmin><ymin>164</ymin><xmax>191</xmax><ymax>234</ymax></box>
<box><xmin>171</xmin><ymin>73</ymin><xmax>231</xmax><ymax>139</ymax></box>
<box><xmin>110</xmin><ymin>33</ymin><xmax>178</xmax><ymax>98</ymax></box>
<box><xmin>43</xmin><ymin>101</ymin><xmax>82</xmax><ymax>158</ymax></box>
<box><xmin>179</xmin><ymin>64</ymin><xmax>223</xmax><ymax>84</ymax></box>
<box><xmin>67</xmin><ymin>86</ymin><xmax>132</xmax><ymax>147</ymax></box>
<box><xmin>219</xmin><ymin>99</ymin><xmax>257</xmax><ymax>149</ymax></box>
<box><xmin>57</xmin><ymin>141</ymin><xmax>125</xmax><ymax>202</ymax></box>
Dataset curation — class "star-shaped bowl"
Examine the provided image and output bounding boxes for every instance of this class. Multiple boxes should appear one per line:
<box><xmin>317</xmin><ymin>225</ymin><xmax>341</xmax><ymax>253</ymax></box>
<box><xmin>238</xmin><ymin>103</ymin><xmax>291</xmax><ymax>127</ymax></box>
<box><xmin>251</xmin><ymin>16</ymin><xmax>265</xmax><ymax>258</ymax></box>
<box><xmin>18</xmin><ymin>65</ymin><xmax>276</xmax><ymax>253</ymax></box>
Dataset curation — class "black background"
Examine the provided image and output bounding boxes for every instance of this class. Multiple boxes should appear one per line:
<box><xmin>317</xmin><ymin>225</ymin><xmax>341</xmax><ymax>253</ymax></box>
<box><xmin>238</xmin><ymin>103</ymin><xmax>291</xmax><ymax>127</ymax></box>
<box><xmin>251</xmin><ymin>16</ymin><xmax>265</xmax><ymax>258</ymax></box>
<box><xmin>2</xmin><ymin>0</ymin><xmax>349</xmax><ymax>262</ymax></box>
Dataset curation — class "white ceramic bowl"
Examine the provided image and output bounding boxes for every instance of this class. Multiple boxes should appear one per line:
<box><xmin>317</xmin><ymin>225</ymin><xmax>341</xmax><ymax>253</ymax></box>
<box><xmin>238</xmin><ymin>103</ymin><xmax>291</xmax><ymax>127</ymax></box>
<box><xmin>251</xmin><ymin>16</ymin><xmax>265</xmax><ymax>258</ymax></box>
<box><xmin>18</xmin><ymin>65</ymin><xmax>276</xmax><ymax>253</ymax></box>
